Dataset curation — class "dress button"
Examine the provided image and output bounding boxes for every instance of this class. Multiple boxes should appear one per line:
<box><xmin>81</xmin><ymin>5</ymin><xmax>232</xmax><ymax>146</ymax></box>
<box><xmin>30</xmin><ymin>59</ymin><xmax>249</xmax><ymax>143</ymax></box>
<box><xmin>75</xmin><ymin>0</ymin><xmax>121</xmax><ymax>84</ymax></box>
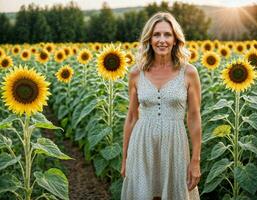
<box><xmin>158</xmin><ymin>113</ymin><xmax>161</xmax><ymax>116</ymax></box>
<box><xmin>158</xmin><ymin>90</ymin><xmax>160</xmax><ymax>93</ymax></box>
<box><xmin>158</xmin><ymin>103</ymin><xmax>160</xmax><ymax>105</ymax></box>
<box><xmin>158</xmin><ymin>107</ymin><xmax>161</xmax><ymax>109</ymax></box>
<box><xmin>158</xmin><ymin>97</ymin><xmax>160</xmax><ymax>99</ymax></box>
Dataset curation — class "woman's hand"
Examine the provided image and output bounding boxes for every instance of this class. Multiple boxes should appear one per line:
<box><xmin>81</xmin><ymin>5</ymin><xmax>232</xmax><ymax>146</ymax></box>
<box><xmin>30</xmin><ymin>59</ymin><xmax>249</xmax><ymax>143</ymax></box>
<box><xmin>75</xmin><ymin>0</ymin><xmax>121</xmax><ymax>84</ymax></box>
<box><xmin>120</xmin><ymin>159</ymin><xmax>126</xmax><ymax>178</ymax></box>
<box><xmin>187</xmin><ymin>159</ymin><xmax>201</xmax><ymax>191</ymax></box>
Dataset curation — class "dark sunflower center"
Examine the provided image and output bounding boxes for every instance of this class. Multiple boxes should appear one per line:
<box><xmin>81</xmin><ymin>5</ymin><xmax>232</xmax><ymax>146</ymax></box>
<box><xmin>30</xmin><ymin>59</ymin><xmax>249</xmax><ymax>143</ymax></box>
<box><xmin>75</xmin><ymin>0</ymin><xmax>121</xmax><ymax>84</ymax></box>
<box><xmin>13</xmin><ymin>78</ymin><xmax>39</xmax><ymax>104</ymax></box>
<box><xmin>47</xmin><ymin>46</ymin><xmax>52</xmax><ymax>52</ymax></box>
<box><xmin>61</xmin><ymin>69</ymin><xmax>70</xmax><ymax>79</ymax></box>
<box><xmin>64</xmin><ymin>49</ymin><xmax>69</xmax><ymax>55</ymax></box>
<box><xmin>229</xmin><ymin>64</ymin><xmax>248</xmax><ymax>83</ymax></box>
<box><xmin>221</xmin><ymin>49</ymin><xmax>227</xmax><ymax>56</ymax></box>
<box><xmin>237</xmin><ymin>45</ymin><xmax>243</xmax><ymax>52</ymax></box>
<box><xmin>96</xmin><ymin>46</ymin><xmax>100</xmax><ymax>50</ymax></box>
<box><xmin>57</xmin><ymin>53</ymin><xmax>63</xmax><ymax>59</ymax></box>
<box><xmin>32</xmin><ymin>49</ymin><xmax>36</xmax><ymax>53</ymax></box>
<box><xmin>191</xmin><ymin>52</ymin><xmax>196</xmax><ymax>59</ymax></box>
<box><xmin>40</xmin><ymin>52</ymin><xmax>48</xmax><ymax>60</ymax></box>
<box><xmin>81</xmin><ymin>53</ymin><xmax>89</xmax><ymax>61</ymax></box>
<box><xmin>73</xmin><ymin>49</ymin><xmax>77</xmax><ymax>54</ymax></box>
<box><xmin>0</xmin><ymin>52</ymin><xmax>2</xmax><ymax>57</ymax></box>
<box><xmin>1</xmin><ymin>59</ymin><xmax>9</xmax><ymax>67</ymax></box>
<box><xmin>228</xmin><ymin>44</ymin><xmax>233</xmax><ymax>49</ymax></box>
<box><xmin>205</xmin><ymin>44</ymin><xmax>211</xmax><ymax>51</ymax></box>
<box><xmin>23</xmin><ymin>52</ymin><xmax>28</xmax><ymax>58</ymax></box>
<box><xmin>206</xmin><ymin>55</ymin><xmax>216</xmax><ymax>65</ymax></box>
<box><xmin>103</xmin><ymin>53</ymin><xmax>121</xmax><ymax>71</ymax></box>
<box><xmin>248</xmin><ymin>54</ymin><xmax>257</xmax><ymax>67</ymax></box>
<box><xmin>246</xmin><ymin>44</ymin><xmax>251</xmax><ymax>49</ymax></box>
<box><xmin>14</xmin><ymin>48</ymin><xmax>19</xmax><ymax>53</ymax></box>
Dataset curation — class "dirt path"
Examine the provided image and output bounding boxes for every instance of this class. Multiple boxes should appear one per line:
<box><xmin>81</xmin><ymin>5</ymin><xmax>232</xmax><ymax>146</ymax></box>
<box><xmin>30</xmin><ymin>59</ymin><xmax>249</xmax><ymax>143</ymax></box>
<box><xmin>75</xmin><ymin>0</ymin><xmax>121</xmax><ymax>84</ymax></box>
<box><xmin>43</xmin><ymin>107</ymin><xmax>111</xmax><ymax>200</ymax></box>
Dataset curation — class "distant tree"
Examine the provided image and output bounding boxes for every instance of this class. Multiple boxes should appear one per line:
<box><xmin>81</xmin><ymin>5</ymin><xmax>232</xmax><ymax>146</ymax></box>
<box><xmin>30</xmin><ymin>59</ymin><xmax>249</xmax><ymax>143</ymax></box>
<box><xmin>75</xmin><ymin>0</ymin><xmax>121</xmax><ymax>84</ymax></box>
<box><xmin>12</xmin><ymin>5</ymin><xmax>30</xmax><ymax>43</ymax></box>
<box><xmin>0</xmin><ymin>13</ymin><xmax>12</xmax><ymax>44</ymax></box>
<box><xmin>44</xmin><ymin>2</ymin><xmax>85</xmax><ymax>42</ymax></box>
<box><xmin>116</xmin><ymin>10</ymin><xmax>148</xmax><ymax>42</ymax></box>
<box><xmin>171</xmin><ymin>2</ymin><xmax>211</xmax><ymax>40</ymax></box>
<box><xmin>145</xmin><ymin>1</ymin><xmax>171</xmax><ymax>17</ymax></box>
<box><xmin>27</xmin><ymin>4</ymin><xmax>52</xmax><ymax>43</ymax></box>
<box><xmin>86</xmin><ymin>2</ymin><xmax>117</xmax><ymax>42</ymax></box>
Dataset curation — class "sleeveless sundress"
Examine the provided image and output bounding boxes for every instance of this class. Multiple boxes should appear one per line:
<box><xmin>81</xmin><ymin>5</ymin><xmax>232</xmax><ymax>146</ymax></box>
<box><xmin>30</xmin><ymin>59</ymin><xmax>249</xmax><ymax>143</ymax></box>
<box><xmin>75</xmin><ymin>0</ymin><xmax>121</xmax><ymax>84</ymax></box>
<box><xmin>121</xmin><ymin>64</ymin><xmax>200</xmax><ymax>200</ymax></box>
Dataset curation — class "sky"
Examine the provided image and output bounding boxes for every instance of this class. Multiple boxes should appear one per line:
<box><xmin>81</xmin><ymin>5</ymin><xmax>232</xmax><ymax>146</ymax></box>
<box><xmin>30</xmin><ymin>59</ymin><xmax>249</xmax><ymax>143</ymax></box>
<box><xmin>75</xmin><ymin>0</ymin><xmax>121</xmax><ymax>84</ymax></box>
<box><xmin>0</xmin><ymin>0</ymin><xmax>256</xmax><ymax>13</ymax></box>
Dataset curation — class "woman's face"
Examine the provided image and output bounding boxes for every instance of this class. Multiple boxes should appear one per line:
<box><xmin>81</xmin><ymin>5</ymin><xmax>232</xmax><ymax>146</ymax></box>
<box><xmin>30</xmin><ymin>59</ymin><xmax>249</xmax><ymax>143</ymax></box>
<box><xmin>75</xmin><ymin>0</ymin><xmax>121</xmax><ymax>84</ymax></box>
<box><xmin>150</xmin><ymin>21</ymin><xmax>176</xmax><ymax>57</ymax></box>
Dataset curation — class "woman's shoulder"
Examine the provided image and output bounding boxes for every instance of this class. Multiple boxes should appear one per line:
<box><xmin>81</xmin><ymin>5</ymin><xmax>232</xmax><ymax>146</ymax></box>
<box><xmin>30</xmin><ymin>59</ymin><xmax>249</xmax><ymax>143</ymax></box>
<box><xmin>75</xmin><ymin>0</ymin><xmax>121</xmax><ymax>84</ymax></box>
<box><xmin>183</xmin><ymin>62</ymin><xmax>198</xmax><ymax>76</ymax></box>
<box><xmin>129</xmin><ymin>64</ymin><xmax>141</xmax><ymax>79</ymax></box>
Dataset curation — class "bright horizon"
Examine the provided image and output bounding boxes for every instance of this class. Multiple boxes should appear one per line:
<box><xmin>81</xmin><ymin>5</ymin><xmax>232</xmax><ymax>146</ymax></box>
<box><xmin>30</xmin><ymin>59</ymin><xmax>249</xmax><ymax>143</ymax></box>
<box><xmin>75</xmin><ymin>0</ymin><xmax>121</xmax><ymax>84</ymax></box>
<box><xmin>0</xmin><ymin>0</ymin><xmax>256</xmax><ymax>13</ymax></box>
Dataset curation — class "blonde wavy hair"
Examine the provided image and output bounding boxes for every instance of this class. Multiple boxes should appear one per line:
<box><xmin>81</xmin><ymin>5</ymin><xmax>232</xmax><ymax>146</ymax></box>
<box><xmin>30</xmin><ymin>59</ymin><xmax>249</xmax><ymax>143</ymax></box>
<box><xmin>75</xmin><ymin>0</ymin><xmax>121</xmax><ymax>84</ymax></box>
<box><xmin>136</xmin><ymin>12</ymin><xmax>190</xmax><ymax>71</ymax></box>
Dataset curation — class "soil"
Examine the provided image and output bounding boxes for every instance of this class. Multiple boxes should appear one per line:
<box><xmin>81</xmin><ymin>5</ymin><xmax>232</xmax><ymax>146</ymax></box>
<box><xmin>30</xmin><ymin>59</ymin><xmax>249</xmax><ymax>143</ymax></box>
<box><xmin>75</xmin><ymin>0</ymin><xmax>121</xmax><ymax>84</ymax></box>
<box><xmin>43</xmin><ymin>106</ymin><xmax>112</xmax><ymax>200</ymax></box>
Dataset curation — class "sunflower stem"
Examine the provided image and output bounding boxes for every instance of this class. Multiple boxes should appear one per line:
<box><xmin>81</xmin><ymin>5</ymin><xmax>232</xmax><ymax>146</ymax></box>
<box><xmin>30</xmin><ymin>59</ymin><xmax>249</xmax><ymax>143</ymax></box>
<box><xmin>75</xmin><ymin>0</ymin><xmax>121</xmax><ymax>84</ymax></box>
<box><xmin>23</xmin><ymin>115</ymin><xmax>32</xmax><ymax>200</ymax></box>
<box><xmin>107</xmin><ymin>80</ymin><xmax>114</xmax><ymax>144</ymax></box>
<box><xmin>83</xmin><ymin>64</ymin><xmax>87</xmax><ymax>88</ymax></box>
<box><xmin>233</xmin><ymin>91</ymin><xmax>240</xmax><ymax>198</ymax></box>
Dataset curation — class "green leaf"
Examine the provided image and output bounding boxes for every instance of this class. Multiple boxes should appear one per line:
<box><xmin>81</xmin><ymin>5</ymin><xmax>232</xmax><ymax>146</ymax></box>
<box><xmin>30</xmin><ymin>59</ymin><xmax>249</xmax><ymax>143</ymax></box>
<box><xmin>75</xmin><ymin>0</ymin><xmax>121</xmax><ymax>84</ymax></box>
<box><xmin>0</xmin><ymin>135</ymin><xmax>12</xmax><ymax>149</ymax></box>
<box><xmin>93</xmin><ymin>156</ymin><xmax>109</xmax><ymax>176</ymax></box>
<box><xmin>201</xmin><ymin>175</ymin><xmax>224</xmax><ymax>194</ymax></box>
<box><xmin>73</xmin><ymin>99</ymin><xmax>97</xmax><ymax>128</ymax></box>
<box><xmin>0</xmin><ymin>174</ymin><xmax>22</xmax><ymax>194</ymax></box>
<box><xmin>0</xmin><ymin>115</ymin><xmax>19</xmax><ymax>129</ymax></box>
<box><xmin>100</xmin><ymin>143</ymin><xmax>121</xmax><ymax>160</ymax></box>
<box><xmin>208</xmin><ymin>142</ymin><xmax>229</xmax><ymax>161</ymax></box>
<box><xmin>242</xmin><ymin>95</ymin><xmax>257</xmax><ymax>104</ymax></box>
<box><xmin>206</xmin><ymin>158</ymin><xmax>232</xmax><ymax>183</ymax></box>
<box><xmin>0</xmin><ymin>153</ymin><xmax>21</xmax><ymax>171</ymax></box>
<box><xmin>88</xmin><ymin>127</ymin><xmax>112</xmax><ymax>150</ymax></box>
<box><xmin>34</xmin><ymin>168</ymin><xmax>69</xmax><ymax>200</ymax></box>
<box><xmin>234</xmin><ymin>163</ymin><xmax>257</xmax><ymax>194</ymax></box>
<box><xmin>238</xmin><ymin>140</ymin><xmax>257</xmax><ymax>155</ymax></box>
<box><xmin>242</xmin><ymin>113</ymin><xmax>257</xmax><ymax>130</ymax></box>
<box><xmin>32</xmin><ymin>113</ymin><xmax>63</xmax><ymax>130</ymax></box>
<box><xmin>58</xmin><ymin>105</ymin><xmax>69</xmax><ymax>120</ymax></box>
<box><xmin>32</xmin><ymin>138</ymin><xmax>72</xmax><ymax>160</ymax></box>
<box><xmin>212</xmin><ymin>99</ymin><xmax>234</xmax><ymax>110</ymax></box>
<box><xmin>209</xmin><ymin>114</ymin><xmax>229</xmax><ymax>122</ymax></box>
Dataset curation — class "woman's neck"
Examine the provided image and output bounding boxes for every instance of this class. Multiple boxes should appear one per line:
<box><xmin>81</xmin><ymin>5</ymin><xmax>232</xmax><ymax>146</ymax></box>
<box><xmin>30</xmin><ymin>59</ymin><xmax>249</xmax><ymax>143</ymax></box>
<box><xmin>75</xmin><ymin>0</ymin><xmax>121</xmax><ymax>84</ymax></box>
<box><xmin>152</xmin><ymin>54</ymin><xmax>173</xmax><ymax>69</ymax></box>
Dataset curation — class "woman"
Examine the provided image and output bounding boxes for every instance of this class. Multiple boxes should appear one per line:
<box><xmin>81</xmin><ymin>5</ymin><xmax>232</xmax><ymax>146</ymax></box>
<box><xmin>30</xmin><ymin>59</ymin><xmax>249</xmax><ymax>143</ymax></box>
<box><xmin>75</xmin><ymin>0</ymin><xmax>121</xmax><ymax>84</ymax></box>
<box><xmin>120</xmin><ymin>12</ymin><xmax>201</xmax><ymax>200</ymax></box>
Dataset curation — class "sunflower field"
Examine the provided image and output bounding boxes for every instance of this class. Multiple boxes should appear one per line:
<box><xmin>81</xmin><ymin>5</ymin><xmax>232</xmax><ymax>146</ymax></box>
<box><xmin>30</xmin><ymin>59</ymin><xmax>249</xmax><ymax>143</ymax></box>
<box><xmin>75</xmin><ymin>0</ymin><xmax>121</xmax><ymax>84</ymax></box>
<box><xmin>0</xmin><ymin>40</ymin><xmax>257</xmax><ymax>200</ymax></box>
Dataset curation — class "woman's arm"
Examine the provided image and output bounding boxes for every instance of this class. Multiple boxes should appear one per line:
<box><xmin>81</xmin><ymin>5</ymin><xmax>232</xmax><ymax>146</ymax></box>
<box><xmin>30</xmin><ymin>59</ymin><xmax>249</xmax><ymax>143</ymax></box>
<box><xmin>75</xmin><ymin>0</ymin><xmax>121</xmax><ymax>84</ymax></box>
<box><xmin>122</xmin><ymin>68</ymin><xmax>140</xmax><ymax>161</ymax></box>
<box><xmin>185</xmin><ymin>64</ymin><xmax>202</xmax><ymax>191</ymax></box>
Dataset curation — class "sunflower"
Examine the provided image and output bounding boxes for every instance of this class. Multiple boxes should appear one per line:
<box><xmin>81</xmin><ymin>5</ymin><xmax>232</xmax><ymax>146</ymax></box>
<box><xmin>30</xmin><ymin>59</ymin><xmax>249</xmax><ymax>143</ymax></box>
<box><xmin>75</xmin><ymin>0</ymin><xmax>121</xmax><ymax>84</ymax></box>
<box><xmin>212</xmin><ymin>125</ymin><xmax>231</xmax><ymax>137</ymax></box>
<box><xmin>125</xmin><ymin>52</ymin><xmax>135</xmax><ymax>66</ymax></box>
<box><xmin>0</xmin><ymin>47</ymin><xmax>6</xmax><ymax>59</ymax></box>
<box><xmin>132</xmin><ymin>42</ymin><xmax>139</xmax><ymax>49</ymax></box>
<box><xmin>245</xmin><ymin>41</ymin><xmax>252</xmax><ymax>50</ymax></box>
<box><xmin>201</xmin><ymin>51</ymin><xmax>220</xmax><ymax>70</ymax></box>
<box><xmin>218</xmin><ymin>46</ymin><xmax>231</xmax><ymax>59</ymax></box>
<box><xmin>54</xmin><ymin>49</ymin><xmax>66</xmax><ymax>63</ymax></box>
<box><xmin>36</xmin><ymin>49</ymin><xmax>50</xmax><ymax>64</ymax></box>
<box><xmin>245</xmin><ymin>49</ymin><xmax>257</xmax><ymax>69</ymax></box>
<box><xmin>44</xmin><ymin>43</ymin><xmax>55</xmax><ymax>53</ymax></box>
<box><xmin>63</xmin><ymin>47</ymin><xmax>71</xmax><ymax>57</ymax></box>
<box><xmin>188</xmin><ymin>41</ymin><xmax>198</xmax><ymax>50</ymax></box>
<box><xmin>55</xmin><ymin>65</ymin><xmax>74</xmax><ymax>83</ymax></box>
<box><xmin>20</xmin><ymin>49</ymin><xmax>31</xmax><ymax>61</ymax></box>
<box><xmin>226</xmin><ymin>42</ymin><xmax>234</xmax><ymax>50</ymax></box>
<box><xmin>93</xmin><ymin>43</ymin><xmax>101</xmax><ymax>51</ymax></box>
<box><xmin>0</xmin><ymin>55</ymin><xmax>13</xmax><ymax>69</ymax></box>
<box><xmin>77</xmin><ymin>49</ymin><xmax>92</xmax><ymax>65</ymax></box>
<box><xmin>234</xmin><ymin>42</ymin><xmax>245</xmax><ymax>54</ymax></box>
<box><xmin>189</xmin><ymin>48</ymin><xmax>199</xmax><ymax>63</ymax></box>
<box><xmin>221</xmin><ymin>59</ymin><xmax>256</xmax><ymax>92</ymax></box>
<box><xmin>2</xmin><ymin>65</ymin><xmax>51</xmax><ymax>116</ymax></box>
<box><xmin>97</xmin><ymin>45</ymin><xmax>127</xmax><ymax>81</ymax></box>
<box><xmin>12</xmin><ymin>45</ymin><xmax>21</xmax><ymax>55</ymax></box>
<box><xmin>30</xmin><ymin>47</ymin><xmax>37</xmax><ymax>54</ymax></box>
<box><xmin>123</xmin><ymin>42</ymin><xmax>131</xmax><ymax>50</ymax></box>
<box><xmin>72</xmin><ymin>47</ymin><xmax>78</xmax><ymax>55</ymax></box>
<box><xmin>201</xmin><ymin>40</ymin><xmax>214</xmax><ymax>52</ymax></box>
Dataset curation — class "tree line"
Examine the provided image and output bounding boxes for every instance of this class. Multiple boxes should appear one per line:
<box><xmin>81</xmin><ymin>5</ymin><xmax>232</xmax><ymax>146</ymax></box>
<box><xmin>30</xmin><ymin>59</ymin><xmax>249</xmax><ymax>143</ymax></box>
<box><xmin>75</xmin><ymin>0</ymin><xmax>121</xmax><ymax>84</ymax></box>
<box><xmin>0</xmin><ymin>1</ymin><xmax>255</xmax><ymax>44</ymax></box>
